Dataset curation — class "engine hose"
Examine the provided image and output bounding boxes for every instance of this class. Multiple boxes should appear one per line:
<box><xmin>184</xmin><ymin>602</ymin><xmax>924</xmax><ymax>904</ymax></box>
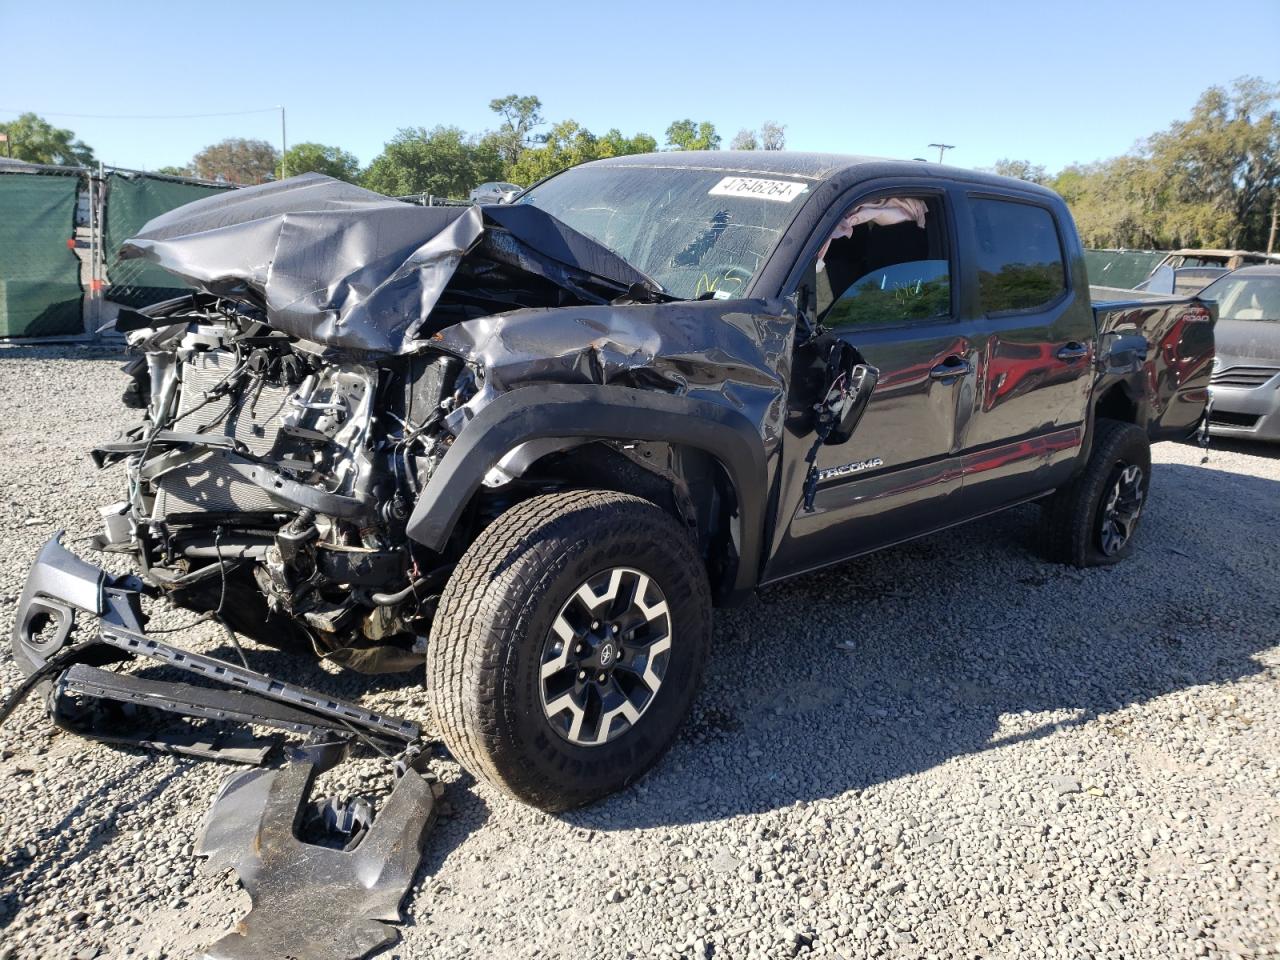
<box><xmin>369</xmin><ymin>568</ymin><xmax>452</xmax><ymax>607</ymax></box>
<box><xmin>369</xmin><ymin>579</ymin><xmax>428</xmax><ymax>607</ymax></box>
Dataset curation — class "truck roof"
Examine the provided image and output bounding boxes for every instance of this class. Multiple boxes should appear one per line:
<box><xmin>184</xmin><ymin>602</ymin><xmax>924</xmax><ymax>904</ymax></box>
<box><xmin>579</xmin><ymin>150</ymin><xmax>1060</xmax><ymax>198</ymax></box>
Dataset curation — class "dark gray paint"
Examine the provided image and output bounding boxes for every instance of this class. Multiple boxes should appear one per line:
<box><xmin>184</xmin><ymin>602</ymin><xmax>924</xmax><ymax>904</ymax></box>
<box><xmin>10</xmin><ymin>534</ymin><xmax>144</xmax><ymax>675</ymax></box>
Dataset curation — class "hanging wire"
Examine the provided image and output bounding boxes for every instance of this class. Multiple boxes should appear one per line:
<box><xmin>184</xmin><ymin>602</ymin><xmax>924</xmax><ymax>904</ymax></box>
<box><xmin>212</xmin><ymin>527</ymin><xmax>251</xmax><ymax>669</ymax></box>
<box><xmin>0</xmin><ymin>107</ymin><xmax>281</xmax><ymax>120</ymax></box>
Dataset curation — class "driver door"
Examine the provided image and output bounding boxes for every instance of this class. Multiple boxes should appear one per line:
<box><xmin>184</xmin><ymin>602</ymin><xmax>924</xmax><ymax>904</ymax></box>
<box><xmin>763</xmin><ymin>187</ymin><xmax>973</xmax><ymax>581</ymax></box>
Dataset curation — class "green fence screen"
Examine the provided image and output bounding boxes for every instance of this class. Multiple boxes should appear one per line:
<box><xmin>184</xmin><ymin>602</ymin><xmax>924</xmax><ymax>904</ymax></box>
<box><xmin>1083</xmin><ymin>249</ymin><xmax>1166</xmax><ymax>290</ymax></box>
<box><xmin>0</xmin><ymin>172</ymin><xmax>84</xmax><ymax>337</ymax></box>
<box><xmin>104</xmin><ymin>173</ymin><xmax>232</xmax><ymax>307</ymax></box>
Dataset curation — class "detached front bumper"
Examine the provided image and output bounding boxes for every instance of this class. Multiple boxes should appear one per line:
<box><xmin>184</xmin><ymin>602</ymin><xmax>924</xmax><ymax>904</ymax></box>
<box><xmin>7</xmin><ymin>536</ymin><xmax>442</xmax><ymax>960</ymax></box>
<box><xmin>10</xmin><ymin>534</ymin><xmax>146</xmax><ymax>676</ymax></box>
<box><xmin>10</xmin><ymin>535</ymin><xmax>420</xmax><ymax>748</ymax></box>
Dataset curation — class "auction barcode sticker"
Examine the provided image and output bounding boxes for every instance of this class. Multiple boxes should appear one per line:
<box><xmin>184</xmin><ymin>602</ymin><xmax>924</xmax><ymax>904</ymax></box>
<box><xmin>708</xmin><ymin>176</ymin><xmax>808</xmax><ymax>202</ymax></box>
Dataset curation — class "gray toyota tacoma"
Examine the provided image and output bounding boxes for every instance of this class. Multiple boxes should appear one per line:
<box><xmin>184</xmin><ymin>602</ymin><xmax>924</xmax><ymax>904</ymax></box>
<box><xmin>11</xmin><ymin>152</ymin><xmax>1215</xmax><ymax>812</ymax></box>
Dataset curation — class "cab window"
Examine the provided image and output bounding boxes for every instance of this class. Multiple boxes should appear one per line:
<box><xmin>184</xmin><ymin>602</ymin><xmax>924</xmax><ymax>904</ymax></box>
<box><xmin>814</xmin><ymin>195</ymin><xmax>952</xmax><ymax>330</ymax></box>
<box><xmin>970</xmin><ymin>198</ymin><xmax>1066</xmax><ymax>313</ymax></box>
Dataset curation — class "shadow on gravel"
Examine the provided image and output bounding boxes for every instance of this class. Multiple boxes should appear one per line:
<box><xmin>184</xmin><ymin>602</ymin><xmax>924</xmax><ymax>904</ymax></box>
<box><xmin>1203</xmin><ymin>437</ymin><xmax>1280</xmax><ymax>460</ymax></box>
<box><xmin>0</xmin><ymin>757</ymin><xmax>187</xmax><ymax>926</ymax></box>
<box><xmin>564</xmin><ymin>461</ymin><xmax>1280</xmax><ymax>831</ymax></box>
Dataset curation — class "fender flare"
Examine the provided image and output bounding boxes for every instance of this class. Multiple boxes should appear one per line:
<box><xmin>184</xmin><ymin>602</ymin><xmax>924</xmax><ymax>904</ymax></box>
<box><xmin>405</xmin><ymin>384</ymin><xmax>769</xmax><ymax>600</ymax></box>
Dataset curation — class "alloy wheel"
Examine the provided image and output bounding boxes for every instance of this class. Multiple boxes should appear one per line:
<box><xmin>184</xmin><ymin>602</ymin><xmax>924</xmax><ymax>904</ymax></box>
<box><xmin>538</xmin><ymin>567</ymin><xmax>672</xmax><ymax>746</ymax></box>
<box><xmin>1098</xmin><ymin>463</ymin><xmax>1145</xmax><ymax>556</ymax></box>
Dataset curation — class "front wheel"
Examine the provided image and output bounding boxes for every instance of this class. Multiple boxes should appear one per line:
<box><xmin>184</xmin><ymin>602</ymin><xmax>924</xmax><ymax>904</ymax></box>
<box><xmin>1041</xmin><ymin>418</ymin><xmax>1152</xmax><ymax>567</ymax></box>
<box><xmin>427</xmin><ymin>490</ymin><xmax>712</xmax><ymax>811</ymax></box>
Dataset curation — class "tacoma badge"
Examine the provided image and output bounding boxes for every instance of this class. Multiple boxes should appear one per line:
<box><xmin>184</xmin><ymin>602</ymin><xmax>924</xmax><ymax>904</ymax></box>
<box><xmin>817</xmin><ymin>457</ymin><xmax>884</xmax><ymax>482</ymax></box>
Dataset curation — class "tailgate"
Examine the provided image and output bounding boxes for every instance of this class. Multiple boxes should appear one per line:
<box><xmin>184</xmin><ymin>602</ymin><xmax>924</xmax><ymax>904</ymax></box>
<box><xmin>1090</xmin><ymin>287</ymin><xmax>1215</xmax><ymax>442</ymax></box>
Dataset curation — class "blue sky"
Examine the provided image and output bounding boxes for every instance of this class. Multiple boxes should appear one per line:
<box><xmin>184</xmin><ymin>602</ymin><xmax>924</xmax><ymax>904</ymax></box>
<box><xmin>1</xmin><ymin>0</ymin><xmax>1276</xmax><ymax>175</ymax></box>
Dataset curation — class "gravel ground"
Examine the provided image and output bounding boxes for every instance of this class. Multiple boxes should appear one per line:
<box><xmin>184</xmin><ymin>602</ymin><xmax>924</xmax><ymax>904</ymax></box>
<box><xmin>0</xmin><ymin>344</ymin><xmax>1277</xmax><ymax>960</ymax></box>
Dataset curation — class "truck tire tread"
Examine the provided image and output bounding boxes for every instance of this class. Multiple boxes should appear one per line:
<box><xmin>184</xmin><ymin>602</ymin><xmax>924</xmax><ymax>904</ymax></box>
<box><xmin>1040</xmin><ymin>418</ymin><xmax>1151</xmax><ymax>568</ymax></box>
<box><xmin>427</xmin><ymin>489</ymin><xmax>710</xmax><ymax>810</ymax></box>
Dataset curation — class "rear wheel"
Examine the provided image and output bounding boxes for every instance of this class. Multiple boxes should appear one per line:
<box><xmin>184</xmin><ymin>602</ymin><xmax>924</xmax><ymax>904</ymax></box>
<box><xmin>1041</xmin><ymin>418</ymin><xmax>1151</xmax><ymax>567</ymax></box>
<box><xmin>427</xmin><ymin>490</ymin><xmax>711</xmax><ymax>811</ymax></box>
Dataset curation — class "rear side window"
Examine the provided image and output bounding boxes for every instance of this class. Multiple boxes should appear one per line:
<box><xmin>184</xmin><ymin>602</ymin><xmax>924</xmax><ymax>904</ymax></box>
<box><xmin>970</xmin><ymin>198</ymin><xmax>1066</xmax><ymax>313</ymax></box>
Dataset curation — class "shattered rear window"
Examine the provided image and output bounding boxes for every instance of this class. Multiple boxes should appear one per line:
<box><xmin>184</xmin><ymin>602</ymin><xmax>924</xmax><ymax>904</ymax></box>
<box><xmin>518</xmin><ymin>166</ymin><xmax>812</xmax><ymax>300</ymax></box>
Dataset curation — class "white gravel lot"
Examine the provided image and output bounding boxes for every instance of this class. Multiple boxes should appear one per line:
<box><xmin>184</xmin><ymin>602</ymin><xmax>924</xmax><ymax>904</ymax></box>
<box><xmin>0</xmin><ymin>345</ymin><xmax>1277</xmax><ymax>960</ymax></box>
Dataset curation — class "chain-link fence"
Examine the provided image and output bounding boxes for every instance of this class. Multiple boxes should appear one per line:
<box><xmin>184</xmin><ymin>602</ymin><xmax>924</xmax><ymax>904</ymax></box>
<box><xmin>0</xmin><ymin>167</ymin><xmax>472</xmax><ymax>340</ymax></box>
<box><xmin>102</xmin><ymin>170</ymin><xmax>234</xmax><ymax>307</ymax></box>
<box><xmin>0</xmin><ymin>164</ymin><xmax>236</xmax><ymax>338</ymax></box>
<box><xmin>0</xmin><ymin>163</ymin><xmax>86</xmax><ymax>337</ymax></box>
<box><xmin>1083</xmin><ymin>249</ymin><xmax>1165</xmax><ymax>289</ymax></box>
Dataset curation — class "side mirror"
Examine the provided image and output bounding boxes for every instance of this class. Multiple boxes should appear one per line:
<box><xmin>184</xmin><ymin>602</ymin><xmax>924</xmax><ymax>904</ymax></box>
<box><xmin>801</xmin><ymin>340</ymin><xmax>880</xmax><ymax>512</ymax></box>
<box><xmin>827</xmin><ymin>362</ymin><xmax>878</xmax><ymax>444</ymax></box>
<box><xmin>816</xmin><ymin>339</ymin><xmax>879</xmax><ymax>445</ymax></box>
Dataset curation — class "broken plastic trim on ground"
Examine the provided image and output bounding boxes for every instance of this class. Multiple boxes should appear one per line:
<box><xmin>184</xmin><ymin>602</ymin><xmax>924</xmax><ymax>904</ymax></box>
<box><xmin>3</xmin><ymin>534</ymin><xmax>440</xmax><ymax>959</ymax></box>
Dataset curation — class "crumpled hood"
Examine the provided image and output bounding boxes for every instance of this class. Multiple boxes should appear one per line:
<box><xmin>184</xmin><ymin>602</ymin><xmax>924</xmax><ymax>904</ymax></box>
<box><xmin>118</xmin><ymin>173</ymin><xmax>655</xmax><ymax>354</ymax></box>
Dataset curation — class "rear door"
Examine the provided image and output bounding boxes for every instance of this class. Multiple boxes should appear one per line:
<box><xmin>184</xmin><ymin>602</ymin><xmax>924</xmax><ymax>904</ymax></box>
<box><xmin>763</xmin><ymin>185</ymin><xmax>973</xmax><ymax>581</ymax></box>
<box><xmin>949</xmin><ymin>193</ymin><xmax>1095</xmax><ymax>510</ymax></box>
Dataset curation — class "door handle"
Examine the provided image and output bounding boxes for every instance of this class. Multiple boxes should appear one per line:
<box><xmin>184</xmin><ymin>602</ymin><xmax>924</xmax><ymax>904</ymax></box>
<box><xmin>929</xmin><ymin>356</ymin><xmax>971</xmax><ymax>381</ymax></box>
<box><xmin>1056</xmin><ymin>342</ymin><xmax>1090</xmax><ymax>362</ymax></box>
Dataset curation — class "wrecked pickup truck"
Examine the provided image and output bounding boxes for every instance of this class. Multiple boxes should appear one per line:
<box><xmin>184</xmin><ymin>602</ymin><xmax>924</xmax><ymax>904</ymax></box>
<box><xmin>10</xmin><ymin>153</ymin><xmax>1214</xmax><ymax>816</ymax></box>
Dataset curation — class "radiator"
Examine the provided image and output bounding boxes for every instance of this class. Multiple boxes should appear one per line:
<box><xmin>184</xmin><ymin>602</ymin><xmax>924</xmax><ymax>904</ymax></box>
<box><xmin>153</xmin><ymin>352</ymin><xmax>294</xmax><ymax>519</ymax></box>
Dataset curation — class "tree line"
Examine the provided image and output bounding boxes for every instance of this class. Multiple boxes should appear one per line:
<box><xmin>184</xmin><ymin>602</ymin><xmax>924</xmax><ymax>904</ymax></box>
<box><xmin>2</xmin><ymin>79</ymin><xmax>1276</xmax><ymax>250</ymax></box>
<box><xmin>990</xmin><ymin>77</ymin><xmax>1278</xmax><ymax>252</ymax></box>
<box><xmin>0</xmin><ymin>97</ymin><xmax>785</xmax><ymax>201</ymax></box>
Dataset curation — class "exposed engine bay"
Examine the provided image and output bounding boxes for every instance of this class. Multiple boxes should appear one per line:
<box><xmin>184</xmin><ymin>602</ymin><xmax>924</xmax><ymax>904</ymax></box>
<box><xmin>95</xmin><ymin>299</ymin><xmax>474</xmax><ymax>673</ymax></box>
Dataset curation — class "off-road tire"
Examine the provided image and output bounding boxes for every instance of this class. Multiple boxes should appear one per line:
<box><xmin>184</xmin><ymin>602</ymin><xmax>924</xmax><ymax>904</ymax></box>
<box><xmin>1041</xmin><ymin>418</ymin><xmax>1151</xmax><ymax>567</ymax></box>
<box><xmin>427</xmin><ymin>490</ymin><xmax>712</xmax><ymax>811</ymax></box>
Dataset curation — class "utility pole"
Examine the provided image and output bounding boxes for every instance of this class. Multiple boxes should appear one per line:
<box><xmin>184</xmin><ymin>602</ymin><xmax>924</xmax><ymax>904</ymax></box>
<box><xmin>1269</xmin><ymin>198</ymin><xmax>1278</xmax><ymax>255</ymax></box>
<box><xmin>928</xmin><ymin>143</ymin><xmax>955</xmax><ymax>164</ymax></box>
<box><xmin>279</xmin><ymin>106</ymin><xmax>288</xmax><ymax>179</ymax></box>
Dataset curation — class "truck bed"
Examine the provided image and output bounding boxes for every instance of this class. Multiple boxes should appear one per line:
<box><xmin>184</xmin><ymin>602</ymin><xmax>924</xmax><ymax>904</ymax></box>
<box><xmin>1089</xmin><ymin>284</ymin><xmax>1198</xmax><ymax>308</ymax></box>
<box><xmin>1089</xmin><ymin>286</ymin><xmax>1214</xmax><ymax>442</ymax></box>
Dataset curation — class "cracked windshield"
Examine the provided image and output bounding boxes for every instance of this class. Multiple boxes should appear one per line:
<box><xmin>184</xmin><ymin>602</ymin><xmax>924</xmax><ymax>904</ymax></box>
<box><xmin>520</xmin><ymin>166</ymin><xmax>812</xmax><ymax>299</ymax></box>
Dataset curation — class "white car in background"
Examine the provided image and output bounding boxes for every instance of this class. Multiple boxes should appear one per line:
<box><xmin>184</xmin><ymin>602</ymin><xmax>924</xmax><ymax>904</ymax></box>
<box><xmin>469</xmin><ymin>181</ymin><xmax>522</xmax><ymax>204</ymax></box>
